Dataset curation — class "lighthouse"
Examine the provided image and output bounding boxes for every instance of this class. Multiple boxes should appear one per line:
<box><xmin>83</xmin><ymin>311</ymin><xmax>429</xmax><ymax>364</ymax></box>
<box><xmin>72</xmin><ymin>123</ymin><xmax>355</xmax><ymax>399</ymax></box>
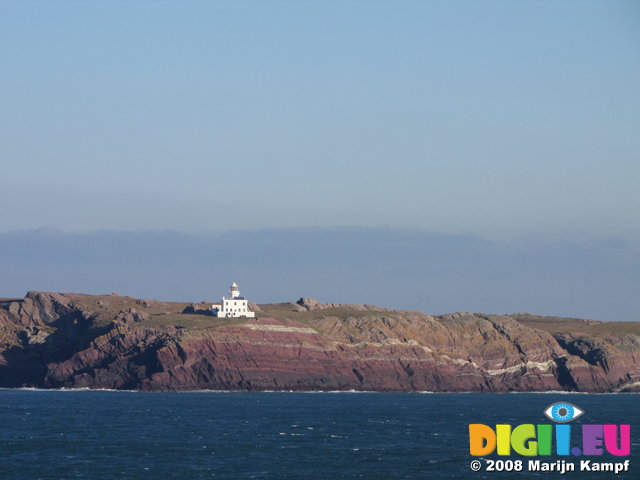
<box><xmin>211</xmin><ymin>282</ymin><xmax>255</xmax><ymax>318</ymax></box>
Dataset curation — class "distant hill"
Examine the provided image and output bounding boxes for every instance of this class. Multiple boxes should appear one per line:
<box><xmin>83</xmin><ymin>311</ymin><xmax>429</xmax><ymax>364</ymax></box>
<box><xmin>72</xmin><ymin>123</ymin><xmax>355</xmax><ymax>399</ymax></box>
<box><xmin>1</xmin><ymin>227</ymin><xmax>639</xmax><ymax>322</ymax></box>
<box><xmin>1</xmin><ymin>291</ymin><xmax>639</xmax><ymax>392</ymax></box>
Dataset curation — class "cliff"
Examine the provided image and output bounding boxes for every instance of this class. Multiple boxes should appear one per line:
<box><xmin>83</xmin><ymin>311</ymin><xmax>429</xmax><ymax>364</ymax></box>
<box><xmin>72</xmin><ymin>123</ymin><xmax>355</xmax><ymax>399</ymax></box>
<box><xmin>1</xmin><ymin>292</ymin><xmax>639</xmax><ymax>392</ymax></box>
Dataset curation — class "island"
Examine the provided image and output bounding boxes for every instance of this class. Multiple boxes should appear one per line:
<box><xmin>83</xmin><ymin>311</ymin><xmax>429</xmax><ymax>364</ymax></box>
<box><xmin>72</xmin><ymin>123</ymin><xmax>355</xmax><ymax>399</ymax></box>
<box><xmin>1</xmin><ymin>291</ymin><xmax>638</xmax><ymax>392</ymax></box>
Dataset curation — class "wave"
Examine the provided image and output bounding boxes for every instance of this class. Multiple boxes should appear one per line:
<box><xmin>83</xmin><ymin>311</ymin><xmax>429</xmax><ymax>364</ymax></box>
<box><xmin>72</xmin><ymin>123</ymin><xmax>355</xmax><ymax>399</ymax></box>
<box><xmin>1</xmin><ymin>387</ymin><xmax>637</xmax><ymax>394</ymax></box>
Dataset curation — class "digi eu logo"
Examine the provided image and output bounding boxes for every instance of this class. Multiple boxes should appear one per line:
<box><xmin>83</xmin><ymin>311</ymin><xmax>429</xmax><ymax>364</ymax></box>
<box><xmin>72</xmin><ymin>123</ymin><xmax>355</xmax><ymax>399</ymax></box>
<box><xmin>469</xmin><ymin>402</ymin><xmax>631</xmax><ymax>457</ymax></box>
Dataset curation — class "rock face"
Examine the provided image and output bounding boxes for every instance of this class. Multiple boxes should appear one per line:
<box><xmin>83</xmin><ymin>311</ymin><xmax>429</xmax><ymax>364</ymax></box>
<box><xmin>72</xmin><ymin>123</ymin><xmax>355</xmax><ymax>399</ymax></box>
<box><xmin>1</xmin><ymin>292</ymin><xmax>639</xmax><ymax>392</ymax></box>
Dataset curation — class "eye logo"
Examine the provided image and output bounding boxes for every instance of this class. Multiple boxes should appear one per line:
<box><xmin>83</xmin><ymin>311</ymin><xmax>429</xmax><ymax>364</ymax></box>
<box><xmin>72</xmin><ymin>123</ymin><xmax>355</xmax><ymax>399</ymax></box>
<box><xmin>543</xmin><ymin>402</ymin><xmax>584</xmax><ymax>423</ymax></box>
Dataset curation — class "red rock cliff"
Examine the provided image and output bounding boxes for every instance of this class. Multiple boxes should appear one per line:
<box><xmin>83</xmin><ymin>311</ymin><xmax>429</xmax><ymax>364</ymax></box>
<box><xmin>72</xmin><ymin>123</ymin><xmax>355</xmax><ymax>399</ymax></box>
<box><xmin>1</xmin><ymin>292</ymin><xmax>638</xmax><ymax>392</ymax></box>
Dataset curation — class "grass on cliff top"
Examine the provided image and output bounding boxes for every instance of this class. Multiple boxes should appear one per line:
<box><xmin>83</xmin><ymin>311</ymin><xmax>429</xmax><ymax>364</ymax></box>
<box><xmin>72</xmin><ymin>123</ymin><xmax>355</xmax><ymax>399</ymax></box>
<box><xmin>67</xmin><ymin>294</ymin><xmax>377</xmax><ymax>332</ymax></box>
<box><xmin>512</xmin><ymin>314</ymin><xmax>640</xmax><ymax>337</ymax></box>
<box><xmin>256</xmin><ymin>303</ymin><xmax>398</xmax><ymax>322</ymax></box>
<box><xmin>252</xmin><ymin>303</ymin><xmax>406</xmax><ymax>337</ymax></box>
<box><xmin>67</xmin><ymin>293</ymin><xmax>192</xmax><ymax>327</ymax></box>
<box><xmin>66</xmin><ymin>293</ymin><xmax>253</xmax><ymax>331</ymax></box>
<box><xmin>39</xmin><ymin>293</ymin><xmax>640</xmax><ymax>338</ymax></box>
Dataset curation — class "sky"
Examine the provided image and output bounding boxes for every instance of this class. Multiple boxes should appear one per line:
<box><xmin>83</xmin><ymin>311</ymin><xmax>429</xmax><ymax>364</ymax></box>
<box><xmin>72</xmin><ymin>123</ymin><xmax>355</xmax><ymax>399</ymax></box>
<box><xmin>1</xmin><ymin>1</ymin><xmax>639</xmax><ymax>320</ymax></box>
<box><xmin>1</xmin><ymin>0</ymin><xmax>639</xmax><ymax>240</ymax></box>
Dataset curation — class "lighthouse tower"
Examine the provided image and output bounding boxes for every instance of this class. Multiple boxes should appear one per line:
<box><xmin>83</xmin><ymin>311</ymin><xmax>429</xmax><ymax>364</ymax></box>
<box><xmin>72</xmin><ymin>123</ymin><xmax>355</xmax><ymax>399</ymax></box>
<box><xmin>230</xmin><ymin>282</ymin><xmax>240</xmax><ymax>299</ymax></box>
<box><xmin>211</xmin><ymin>282</ymin><xmax>255</xmax><ymax>318</ymax></box>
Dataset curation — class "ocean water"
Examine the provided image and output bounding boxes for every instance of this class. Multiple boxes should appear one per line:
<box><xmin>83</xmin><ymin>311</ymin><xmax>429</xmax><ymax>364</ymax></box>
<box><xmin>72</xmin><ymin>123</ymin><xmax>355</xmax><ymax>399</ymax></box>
<box><xmin>0</xmin><ymin>390</ymin><xmax>636</xmax><ymax>479</ymax></box>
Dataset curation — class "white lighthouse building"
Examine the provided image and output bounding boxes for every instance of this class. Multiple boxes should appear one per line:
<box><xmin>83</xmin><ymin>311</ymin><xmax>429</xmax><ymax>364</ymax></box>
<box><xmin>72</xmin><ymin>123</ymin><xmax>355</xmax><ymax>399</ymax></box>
<box><xmin>211</xmin><ymin>282</ymin><xmax>255</xmax><ymax>318</ymax></box>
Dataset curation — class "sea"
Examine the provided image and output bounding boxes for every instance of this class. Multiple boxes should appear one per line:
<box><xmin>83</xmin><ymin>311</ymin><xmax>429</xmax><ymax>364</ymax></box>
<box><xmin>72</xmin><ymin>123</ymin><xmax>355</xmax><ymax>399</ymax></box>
<box><xmin>0</xmin><ymin>390</ymin><xmax>636</xmax><ymax>479</ymax></box>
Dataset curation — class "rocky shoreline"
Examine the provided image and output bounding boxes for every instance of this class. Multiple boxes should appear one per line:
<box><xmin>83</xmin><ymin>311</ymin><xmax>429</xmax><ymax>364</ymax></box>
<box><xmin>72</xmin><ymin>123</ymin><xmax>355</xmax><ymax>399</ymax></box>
<box><xmin>1</xmin><ymin>292</ymin><xmax>638</xmax><ymax>393</ymax></box>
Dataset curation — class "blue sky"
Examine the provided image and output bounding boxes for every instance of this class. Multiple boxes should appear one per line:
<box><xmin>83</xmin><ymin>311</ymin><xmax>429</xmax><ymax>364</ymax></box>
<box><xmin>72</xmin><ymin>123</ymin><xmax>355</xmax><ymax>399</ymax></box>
<box><xmin>2</xmin><ymin>0</ymin><xmax>639</xmax><ymax>240</ymax></box>
<box><xmin>1</xmin><ymin>2</ymin><xmax>639</xmax><ymax>320</ymax></box>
